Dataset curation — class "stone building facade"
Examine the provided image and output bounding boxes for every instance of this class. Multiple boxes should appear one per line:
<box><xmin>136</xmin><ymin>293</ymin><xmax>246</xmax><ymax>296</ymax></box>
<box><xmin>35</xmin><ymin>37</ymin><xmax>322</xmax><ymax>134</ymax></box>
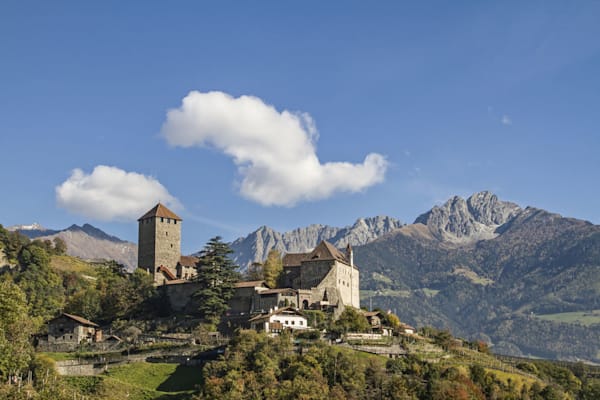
<box><xmin>137</xmin><ymin>203</ymin><xmax>198</xmax><ymax>284</ymax></box>
<box><xmin>161</xmin><ymin>240</ymin><xmax>361</xmax><ymax>326</ymax></box>
<box><xmin>39</xmin><ymin>313</ymin><xmax>101</xmax><ymax>352</ymax></box>
<box><xmin>282</xmin><ymin>241</ymin><xmax>360</xmax><ymax>310</ymax></box>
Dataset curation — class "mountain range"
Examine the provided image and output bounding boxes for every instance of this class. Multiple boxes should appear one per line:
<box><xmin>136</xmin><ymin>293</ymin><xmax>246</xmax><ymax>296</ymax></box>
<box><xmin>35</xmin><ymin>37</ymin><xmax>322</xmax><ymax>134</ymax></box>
<box><xmin>9</xmin><ymin>223</ymin><xmax>137</xmax><ymax>270</ymax></box>
<box><xmin>223</xmin><ymin>191</ymin><xmax>600</xmax><ymax>362</ymax></box>
<box><xmin>227</xmin><ymin>216</ymin><xmax>404</xmax><ymax>269</ymax></box>
<box><xmin>7</xmin><ymin>191</ymin><xmax>599</xmax><ymax>362</ymax></box>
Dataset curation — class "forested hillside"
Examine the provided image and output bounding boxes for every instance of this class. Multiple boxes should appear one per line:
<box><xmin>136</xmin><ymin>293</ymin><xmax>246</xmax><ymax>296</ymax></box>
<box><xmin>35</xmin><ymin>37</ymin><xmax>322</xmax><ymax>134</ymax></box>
<box><xmin>356</xmin><ymin>205</ymin><xmax>600</xmax><ymax>362</ymax></box>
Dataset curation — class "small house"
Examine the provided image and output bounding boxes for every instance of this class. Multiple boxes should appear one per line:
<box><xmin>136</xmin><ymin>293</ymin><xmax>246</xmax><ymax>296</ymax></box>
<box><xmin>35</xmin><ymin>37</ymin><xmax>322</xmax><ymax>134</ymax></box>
<box><xmin>248</xmin><ymin>307</ymin><xmax>309</xmax><ymax>334</ymax></box>
<box><xmin>47</xmin><ymin>313</ymin><xmax>100</xmax><ymax>350</ymax></box>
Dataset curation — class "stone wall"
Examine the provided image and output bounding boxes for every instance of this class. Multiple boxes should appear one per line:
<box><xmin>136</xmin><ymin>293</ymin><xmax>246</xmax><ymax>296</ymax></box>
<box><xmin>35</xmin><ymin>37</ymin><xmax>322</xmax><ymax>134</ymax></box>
<box><xmin>281</xmin><ymin>266</ymin><xmax>301</xmax><ymax>288</ymax></box>
<box><xmin>229</xmin><ymin>286</ymin><xmax>256</xmax><ymax>315</ymax></box>
<box><xmin>299</xmin><ymin>260</ymin><xmax>332</xmax><ymax>289</ymax></box>
<box><xmin>161</xmin><ymin>281</ymin><xmax>201</xmax><ymax>313</ymax></box>
<box><xmin>324</xmin><ymin>260</ymin><xmax>360</xmax><ymax>309</ymax></box>
<box><xmin>55</xmin><ymin>360</ymin><xmax>108</xmax><ymax>376</ymax></box>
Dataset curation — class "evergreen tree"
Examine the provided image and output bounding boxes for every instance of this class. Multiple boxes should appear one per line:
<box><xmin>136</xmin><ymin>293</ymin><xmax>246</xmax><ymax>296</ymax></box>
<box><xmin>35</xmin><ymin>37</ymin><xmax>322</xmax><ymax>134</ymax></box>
<box><xmin>193</xmin><ymin>236</ymin><xmax>240</xmax><ymax>325</ymax></box>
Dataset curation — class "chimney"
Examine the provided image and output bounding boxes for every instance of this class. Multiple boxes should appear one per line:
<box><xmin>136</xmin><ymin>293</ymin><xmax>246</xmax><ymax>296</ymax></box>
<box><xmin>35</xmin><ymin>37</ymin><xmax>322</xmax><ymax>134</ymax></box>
<box><xmin>346</xmin><ymin>244</ymin><xmax>353</xmax><ymax>267</ymax></box>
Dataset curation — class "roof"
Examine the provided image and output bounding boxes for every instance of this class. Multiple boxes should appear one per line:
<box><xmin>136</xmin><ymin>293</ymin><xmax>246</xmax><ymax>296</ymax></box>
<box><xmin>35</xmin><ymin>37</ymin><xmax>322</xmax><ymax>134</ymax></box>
<box><xmin>307</xmin><ymin>241</ymin><xmax>349</xmax><ymax>264</ymax></box>
<box><xmin>157</xmin><ymin>265</ymin><xmax>177</xmax><ymax>280</ymax></box>
<box><xmin>282</xmin><ymin>240</ymin><xmax>358</xmax><ymax>268</ymax></box>
<box><xmin>363</xmin><ymin>311</ymin><xmax>385</xmax><ymax>318</ymax></box>
<box><xmin>179</xmin><ymin>255</ymin><xmax>199</xmax><ymax>268</ymax></box>
<box><xmin>248</xmin><ymin>306</ymin><xmax>306</xmax><ymax>322</ymax></box>
<box><xmin>259</xmin><ymin>288</ymin><xmax>297</xmax><ymax>295</ymax></box>
<box><xmin>282</xmin><ymin>252</ymin><xmax>310</xmax><ymax>267</ymax></box>
<box><xmin>53</xmin><ymin>313</ymin><xmax>99</xmax><ymax>328</ymax></box>
<box><xmin>235</xmin><ymin>280</ymin><xmax>268</xmax><ymax>288</ymax></box>
<box><xmin>138</xmin><ymin>203</ymin><xmax>182</xmax><ymax>221</ymax></box>
<box><xmin>398</xmin><ymin>323</ymin><xmax>416</xmax><ymax>331</ymax></box>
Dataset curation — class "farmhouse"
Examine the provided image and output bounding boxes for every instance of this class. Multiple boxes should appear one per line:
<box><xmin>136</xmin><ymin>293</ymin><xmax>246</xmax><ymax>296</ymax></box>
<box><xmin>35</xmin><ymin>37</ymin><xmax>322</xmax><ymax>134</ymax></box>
<box><xmin>248</xmin><ymin>307</ymin><xmax>309</xmax><ymax>334</ymax></box>
<box><xmin>40</xmin><ymin>313</ymin><xmax>101</xmax><ymax>351</ymax></box>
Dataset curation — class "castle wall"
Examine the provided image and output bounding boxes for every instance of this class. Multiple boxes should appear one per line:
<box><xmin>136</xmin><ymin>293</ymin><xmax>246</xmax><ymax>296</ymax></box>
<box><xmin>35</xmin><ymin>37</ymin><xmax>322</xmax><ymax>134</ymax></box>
<box><xmin>281</xmin><ymin>266</ymin><xmax>301</xmax><ymax>288</ymax></box>
<box><xmin>161</xmin><ymin>282</ymin><xmax>201</xmax><ymax>313</ymax></box>
<box><xmin>229</xmin><ymin>286</ymin><xmax>256</xmax><ymax>315</ymax></box>
<box><xmin>299</xmin><ymin>260</ymin><xmax>332</xmax><ymax>289</ymax></box>
<box><xmin>325</xmin><ymin>260</ymin><xmax>360</xmax><ymax>309</ymax></box>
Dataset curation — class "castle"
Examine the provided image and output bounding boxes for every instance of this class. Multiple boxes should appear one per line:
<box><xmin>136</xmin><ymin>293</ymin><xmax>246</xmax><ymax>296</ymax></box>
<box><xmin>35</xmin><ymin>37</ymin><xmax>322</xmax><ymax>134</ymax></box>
<box><xmin>137</xmin><ymin>203</ymin><xmax>360</xmax><ymax>319</ymax></box>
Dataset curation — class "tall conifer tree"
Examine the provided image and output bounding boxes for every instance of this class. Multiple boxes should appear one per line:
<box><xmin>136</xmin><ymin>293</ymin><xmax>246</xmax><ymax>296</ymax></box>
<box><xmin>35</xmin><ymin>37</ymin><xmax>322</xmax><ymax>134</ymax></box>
<box><xmin>193</xmin><ymin>236</ymin><xmax>240</xmax><ymax>325</ymax></box>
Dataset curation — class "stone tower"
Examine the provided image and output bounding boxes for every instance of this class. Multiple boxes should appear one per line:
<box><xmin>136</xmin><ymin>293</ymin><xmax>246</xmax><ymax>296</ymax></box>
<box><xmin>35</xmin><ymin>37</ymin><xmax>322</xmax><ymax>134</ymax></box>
<box><xmin>137</xmin><ymin>203</ymin><xmax>182</xmax><ymax>284</ymax></box>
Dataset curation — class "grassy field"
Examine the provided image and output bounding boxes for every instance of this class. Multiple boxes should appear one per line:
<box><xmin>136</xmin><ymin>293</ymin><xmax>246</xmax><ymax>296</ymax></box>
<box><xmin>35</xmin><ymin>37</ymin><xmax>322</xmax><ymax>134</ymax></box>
<box><xmin>535</xmin><ymin>310</ymin><xmax>600</xmax><ymax>326</ymax></box>
<box><xmin>63</xmin><ymin>362</ymin><xmax>203</xmax><ymax>400</ymax></box>
<box><xmin>106</xmin><ymin>363</ymin><xmax>202</xmax><ymax>393</ymax></box>
<box><xmin>51</xmin><ymin>255</ymin><xmax>98</xmax><ymax>276</ymax></box>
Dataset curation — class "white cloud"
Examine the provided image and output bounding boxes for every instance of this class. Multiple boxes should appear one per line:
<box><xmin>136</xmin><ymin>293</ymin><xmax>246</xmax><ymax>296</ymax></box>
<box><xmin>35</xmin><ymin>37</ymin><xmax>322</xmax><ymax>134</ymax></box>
<box><xmin>160</xmin><ymin>91</ymin><xmax>388</xmax><ymax>206</ymax></box>
<box><xmin>56</xmin><ymin>165</ymin><xmax>181</xmax><ymax>221</ymax></box>
<box><xmin>501</xmin><ymin>115</ymin><xmax>512</xmax><ymax>125</ymax></box>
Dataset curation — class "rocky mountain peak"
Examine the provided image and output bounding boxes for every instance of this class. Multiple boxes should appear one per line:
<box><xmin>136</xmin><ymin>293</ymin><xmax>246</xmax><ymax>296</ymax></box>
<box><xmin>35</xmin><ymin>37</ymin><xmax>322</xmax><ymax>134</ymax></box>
<box><xmin>228</xmin><ymin>215</ymin><xmax>403</xmax><ymax>270</ymax></box>
<box><xmin>414</xmin><ymin>191</ymin><xmax>521</xmax><ymax>244</ymax></box>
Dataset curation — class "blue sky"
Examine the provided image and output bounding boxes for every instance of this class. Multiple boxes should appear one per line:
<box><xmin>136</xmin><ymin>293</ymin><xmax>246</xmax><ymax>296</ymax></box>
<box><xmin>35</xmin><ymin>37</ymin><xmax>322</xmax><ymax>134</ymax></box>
<box><xmin>1</xmin><ymin>1</ymin><xmax>599</xmax><ymax>254</ymax></box>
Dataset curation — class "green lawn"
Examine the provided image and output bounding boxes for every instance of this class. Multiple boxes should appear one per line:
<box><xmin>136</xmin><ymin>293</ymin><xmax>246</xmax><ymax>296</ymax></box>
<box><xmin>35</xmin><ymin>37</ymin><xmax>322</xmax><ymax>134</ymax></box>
<box><xmin>106</xmin><ymin>362</ymin><xmax>202</xmax><ymax>393</ymax></box>
<box><xmin>535</xmin><ymin>310</ymin><xmax>600</xmax><ymax>326</ymax></box>
<box><xmin>63</xmin><ymin>362</ymin><xmax>203</xmax><ymax>400</ymax></box>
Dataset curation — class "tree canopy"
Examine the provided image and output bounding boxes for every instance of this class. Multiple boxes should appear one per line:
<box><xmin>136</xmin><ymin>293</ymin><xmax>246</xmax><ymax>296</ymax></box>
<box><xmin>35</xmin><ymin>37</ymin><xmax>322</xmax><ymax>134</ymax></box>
<box><xmin>193</xmin><ymin>236</ymin><xmax>240</xmax><ymax>325</ymax></box>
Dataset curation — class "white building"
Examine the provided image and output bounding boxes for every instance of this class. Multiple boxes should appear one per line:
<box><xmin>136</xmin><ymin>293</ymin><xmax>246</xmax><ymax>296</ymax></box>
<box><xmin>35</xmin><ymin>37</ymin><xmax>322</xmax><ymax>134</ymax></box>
<box><xmin>248</xmin><ymin>307</ymin><xmax>309</xmax><ymax>334</ymax></box>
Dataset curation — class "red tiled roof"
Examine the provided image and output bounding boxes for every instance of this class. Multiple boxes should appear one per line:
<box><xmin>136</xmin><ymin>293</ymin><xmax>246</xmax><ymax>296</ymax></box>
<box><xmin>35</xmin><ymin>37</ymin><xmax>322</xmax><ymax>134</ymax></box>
<box><xmin>138</xmin><ymin>203</ymin><xmax>182</xmax><ymax>221</ymax></box>
<box><xmin>59</xmin><ymin>313</ymin><xmax>99</xmax><ymax>327</ymax></box>
<box><xmin>179</xmin><ymin>255</ymin><xmax>199</xmax><ymax>267</ymax></box>
<box><xmin>157</xmin><ymin>265</ymin><xmax>177</xmax><ymax>280</ymax></box>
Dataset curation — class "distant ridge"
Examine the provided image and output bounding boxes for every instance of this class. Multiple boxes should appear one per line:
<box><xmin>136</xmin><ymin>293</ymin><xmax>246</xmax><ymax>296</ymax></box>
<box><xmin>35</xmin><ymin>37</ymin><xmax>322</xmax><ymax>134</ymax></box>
<box><xmin>225</xmin><ymin>216</ymin><xmax>404</xmax><ymax>270</ymax></box>
<box><xmin>15</xmin><ymin>223</ymin><xmax>137</xmax><ymax>271</ymax></box>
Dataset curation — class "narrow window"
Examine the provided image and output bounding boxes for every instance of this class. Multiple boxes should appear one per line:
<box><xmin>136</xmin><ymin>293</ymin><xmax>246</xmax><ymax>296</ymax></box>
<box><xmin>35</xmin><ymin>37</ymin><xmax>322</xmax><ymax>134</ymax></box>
<box><xmin>166</xmin><ymin>232</ymin><xmax>168</xmax><ymax>236</ymax></box>
<box><xmin>174</xmin><ymin>220</ymin><xmax>177</xmax><ymax>224</ymax></box>
<box><xmin>161</xmin><ymin>217</ymin><xmax>164</xmax><ymax>222</ymax></box>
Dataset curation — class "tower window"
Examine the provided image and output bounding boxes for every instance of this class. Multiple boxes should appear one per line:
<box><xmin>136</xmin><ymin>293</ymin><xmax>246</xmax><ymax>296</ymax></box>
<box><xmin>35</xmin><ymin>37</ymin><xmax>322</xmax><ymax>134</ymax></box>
<box><xmin>161</xmin><ymin>217</ymin><xmax>164</xmax><ymax>222</ymax></box>
<box><xmin>166</xmin><ymin>232</ymin><xmax>168</xmax><ymax>236</ymax></box>
<box><xmin>171</xmin><ymin>244</ymin><xmax>173</xmax><ymax>248</ymax></box>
